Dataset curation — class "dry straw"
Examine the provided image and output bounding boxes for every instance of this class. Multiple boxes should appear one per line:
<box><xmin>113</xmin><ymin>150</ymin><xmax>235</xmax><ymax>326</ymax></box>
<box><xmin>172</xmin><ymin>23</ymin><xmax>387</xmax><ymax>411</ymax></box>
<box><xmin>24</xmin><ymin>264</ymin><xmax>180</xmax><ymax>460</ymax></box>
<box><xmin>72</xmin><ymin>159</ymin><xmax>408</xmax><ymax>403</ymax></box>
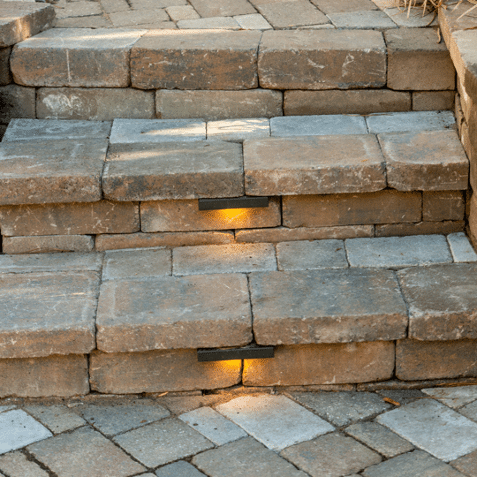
<box><xmin>394</xmin><ymin>0</ymin><xmax>477</xmax><ymax>23</ymax></box>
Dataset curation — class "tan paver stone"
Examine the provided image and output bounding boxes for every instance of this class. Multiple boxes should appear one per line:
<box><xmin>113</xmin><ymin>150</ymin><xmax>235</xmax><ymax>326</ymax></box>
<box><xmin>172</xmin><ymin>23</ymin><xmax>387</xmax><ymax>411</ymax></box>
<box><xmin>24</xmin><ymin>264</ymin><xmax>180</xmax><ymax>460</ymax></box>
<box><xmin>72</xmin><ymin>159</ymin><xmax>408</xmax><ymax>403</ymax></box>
<box><xmin>396</xmin><ymin>339</ymin><xmax>477</xmax><ymax>381</ymax></box>
<box><xmin>234</xmin><ymin>13</ymin><xmax>272</xmax><ymax>29</ymax></box>
<box><xmin>166</xmin><ymin>5</ymin><xmax>200</xmax><ymax>20</ymax></box>
<box><xmin>103</xmin><ymin>141</ymin><xmax>243</xmax><ymax>201</ymax></box>
<box><xmin>256</xmin><ymin>1</ymin><xmax>329</xmax><ymax>29</ymax></box>
<box><xmin>311</xmin><ymin>0</ymin><xmax>378</xmax><ymax>13</ymax></box>
<box><xmin>131</xmin><ymin>30</ymin><xmax>261</xmax><ymax>90</ymax></box>
<box><xmin>282</xmin><ymin>191</ymin><xmax>421</xmax><ymax>228</ymax></box>
<box><xmin>284</xmin><ymin>89</ymin><xmax>411</xmax><ymax>116</ymax></box>
<box><xmin>379</xmin><ymin>130</ymin><xmax>468</xmax><ymax>191</ymax></box>
<box><xmin>281</xmin><ymin>432</ymin><xmax>382</xmax><ymax>477</ymax></box>
<box><xmin>28</xmin><ymin>427</ymin><xmax>146</xmax><ymax>477</ymax></box>
<box><xmin>0</xmin><ymin>201</ymin><xmax>139</xmax><ymax>237</ymax></box>
<box><xmin>100</xmin><ymin>0</ymin><xmax>130</xmax><ymax>14</ymax></box>
<box><xmin>96</xmin><ymin>273</ymin><xmax>252</xmax><ymax>352</ymax></box>
<box><xmin>383</xmin><ymin>8</ymin><xmax>438</xmax><ymax>27</ymax></box>
<box><xmin>0</xmin><ymin>2</ymin><xmax>55</xmax><ymax>47</ymax></box>
<box><xmin>243</xmin><ymin>342</ymin><xmax>395</xmax><ymax>386</ymax></box>
<box><xmin>0</xmin><ymin>47</ymin><xmax>11</xmax><ymax>86</ymax></box>
<box><xmin>37</xmin><ymin>88</ymin><xmax>155</xmax><ymax>120</ymax></box>
<box><xmin>244</xmin><ymin>135</ymin><xmax>386</xmax><ymax>196</ymax></box>
<box><xmin>207</xmin><ymin>118</ymin><xmax>270</xmax><ymax>142</ymax></box>
<box><xmin>451</xmin><ymin>449</ymin><xmax>477</xmax><ymax>477</ymax></box>
<box><xmin>375</xmin><ymin>221</ymin><xmax>465</xmax><ymax>237</ymax></box>
<box><xmin>55</xmin><ymin>15</ymin><xmax>113</xmax><ymax>28</ymax></box>
<box><xmin>90</xmin><ymin>349</ymin><xmax>242</xmax><ymax>393</ymax></box>
<box><xmin>328</xmin><ymin>10</ymin><xmax>397</xmax><ymax>29</ymax></box>
<box><xmin>250</xmin><ymin>268</ymin><xmax>407</xmax><ymax>345</ymax></box>
<box><xmin>141</xmin><ymin>198</ymin><xmax>280</xmax><ymax>232</ymax></box>
<box><xmin>56</xmin><ymin>1</ymin><xmax>103</xmax><ymax>18</ymax></box>
<box><xmin>258</xmin><ymin>29</ymin><xmax>386</xmax><ymax>90</ymax></box>
<box><xmin>397</xmin><ymin>264</ymin><xmax>477</xmax><ymax>341</ymax></box>
<box><xmin>423</xmin><ymin>191</ymin><xmax>465</xmax><ymax>222</ymax></box>
<box><xmin>156</xmin><ymin>89</ymin><xmax>283</xmax><ymax>120</ymax></box>
<box><xmin>0</xmin><ymin>85</ymin><xmax>35</xmax><ymax>125</ymax></box>
<box><xmin>422</xmin><ymin>385</ymin><xmax>477</xmax><ymax>409</ymax></box>
<box><xmin>0</xmin><ymin>451</ymin><xmax>49</xmax><ymax>477</ymax></box>
<box><xmin>130</xmin><ymin>0</ymin><xmax>188</xmax><ymax>9</ymax></box>
<box><xmin>11</xmin><ymin>28</ymin><xmax>147</xmax><ymax>87</ymax></box>
<box><xmin>109</xmin><ymin>9</ymin><xmax>169</xmax><ymax>27</ymax></box>
<box><xmin>3</xmin><ymin>235</ymin><xmax>94</xmax><ymax>254</ymax></box>
<box><xmin>0</xmin><ymin>354</ymin><xmax>89</xmax><ymax>398</ymax></box>
<box><xmin>189</xmin><ymin>0</ymin><xmax>256</xmax><ymax>17</ymax></box>
<box><xmin>24</xmin><ymin>405</ymin><xmax>87</xmax><ymax>434</ymax></box>
<box><xmin>177</xmin><ymin>16</ymin><xmax>241</xmax><ymax>29</ymax></box>
<box><xmin>413</xmin><ymin>91</ymin><xmax>456</xmax><ymax>111</ymax></box>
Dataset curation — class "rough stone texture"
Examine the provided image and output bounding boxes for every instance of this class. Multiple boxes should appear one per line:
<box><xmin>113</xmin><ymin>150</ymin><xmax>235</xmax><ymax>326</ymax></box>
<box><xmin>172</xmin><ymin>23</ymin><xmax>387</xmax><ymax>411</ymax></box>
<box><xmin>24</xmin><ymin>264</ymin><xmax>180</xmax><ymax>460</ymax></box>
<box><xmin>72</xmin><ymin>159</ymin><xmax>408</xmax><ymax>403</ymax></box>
<box><xmin>0</xmin><ymin>354</ymin><xmax>89</xmax><ymax>398</ymax></box>
<box><xmin>366</xmin><ymin>111</ymin><xmax>456</xmax><ymax>134</ymax></box>
<box><xmin>0</xmin><ymin>271</ymin><xmax>99</xmax><ymax>359</ymax></box>
<box><xmin>234</xmin><ymin>13</ymin><xmax>272</xmax><ymax>30</ymax></box>
<box><xmin>421</xmin><ymin>385</ymin><xmax>477</xmax><ymax>409</ymax></box>
<box><xmin>28</xmin><ymin>426</ymin><xmax>146</xmax><ymax>477</ymax></box>
<box><xmin>281</xmin><ymin>432</ymin><xmax>382</xmax><ymax>477</ymax></box>
<box><xmin>0</xmin><ymin>201</ymin><xmax>139</xmax><ymax>236</ymax></box>
<box><xmin>0</xmin><ymin>451</ymin><xmax>50</xmax><ymax>477</ymax></box>
<box><xmin>173</xmin><ymin>243</ymin><xmax>276</xmax><ymax>276</ymax></box>
<box><xmin>243</xmin><ymin>342</ymin><xmax>395</xmax><ymax>386</ymax></box>
<box><xmin>141</xmin><ymin>198</ymin><xmax>281</xmax><ymax>232</ymax></box>
<box><xmin>250</xmin><ymin>268</ymin><xmax>407</xmax><ymax>345</ymax></box>
<box><xmin>451</xmin><ymin>449</ymin><xmax>477</xmax><ymax>477</ymax></box>
<box><xmin>312</xmin><ymin>0</ymin><xmax>379</xmax><ymax>13</ymax></box>
<box><xmin>448</xmin><ymin>232</ymin><xmax>477</xmax><ymax>262</ymax></box>
<box><xmin>37</xmin><ymin>88</ymin><xmax>155</xmax><ymax>120</ymax></box>
<box><xmin>90</xmin><ymin>349</ymin><xmax>242</xmax><ymax>393</ymax></box>
<box><xmin>0</xmin><ymin>139</ymin><xmax>107</xmax><ymax>205</ymax></box>
<box><xmin>207</xmin><ymin>118</ymin><xmax>270</xmax><ymax>142</ymax></box>
<box><xmin>328</xmin><ymin>10</ymin><xmax>396</xmax><ymax>29</ymax></box>
<box><xmin>24</xmin><ymin>405</ymin><xmax>87</xmax><ymax>434</ymax></box>
<box><xmin>108</xmin><ymin>9</ymin><xmax>169</xmax><ymax>26</ymax></box>
<box><xmin>3</xmin><ymin>235</ymin><xmax>94</xmax><ymax>254</ymax></box>
<box><xmin>166</xmin><ymin>5</ymin><xmax>200</xmax><ymax>21</ymax></box>
<box><xmin>55</xmin><ymin>15</ymin><xmax>113</xmax><ymax>28</ymax></box>
<box><xmin>385</xmin><ymin>29</ymin><xmax>455</xmax><ymax>91</ymax></box>
<box><xmin>375</xmin><ymin>221</ymin><xmax>465</xmax><ymax>237</ymax></box>
<box><xmin>96</xmin><ymin>273</ymin><xmax>252</xmax><ymax>353</ymax></box>
<box><xmin>104</xmin><ymin>141</ymin><xmax>242</xmax><ymax>201</ymax></box>
<box><xmin>156</xmin><ymin>89</ymin><xmax>282</xmax><ymax>120</ymax></box>
<box><xmin>413</xmin><ymin>91</ymin><xmax>455</xmax><ymax>111</ymax></box>
<box><xmin>244</xmin><ymin>135</ymin><xmax>386</xmax><ymax>196</ymax></box>
<box><xmin>258</xmin><ymin>30</ymin><xmax>386</xmax><ymax>90</ymax></box>
<box><xmin>156</xmin><ymin>461</ymin><xmax>206</xmax><ymax>477</ymax></box>
<box><xmin>0</xmin><ymin>47</ymin><xmax>11</xmax><ymax>86</ymax></box>
<box><xmin>423</xmin><ymin>191</ymin><xmax>465</xmax><ymax>222</ymax></box>
<box><xmin>397</xmin><ymin>264</ymin><xmax>477</xmax><ymax>341</ymax></box>
<box><xmin>189</xmin><ymin>0</ymin><xmax>255</xmax><ymax>17</ymax></box>
<box><xmin>0</xmin><ymin>84</ymin><xmax>35</xmax><ymax>125</ymax></box>
<box><xmin>396</xmin><ymin>339</ymin><xmax>477</xmax><ymax>381</ymax></box>
<box><xmin>131</xmin><ymin>30</ymin><xmax>261</xmax><ymax>90</ymax></box>
<box><xmin>0</xmin><ymin>2</ymin><xmax>55</xmax><ymax>47</ymax></box>
<box><xmin>282</xmin><ymin>191</ymin><xmax>421</xmax><ymax>228</ymax></box>
<box><xmin>96</xmin><ymin>231</ymin><xmax>234</xmax><ymax>250</ymax></box>
<box><xmin>284</xmin><ymin>89</ymin><xmax>411</xmax><ymax>116</ymax></box>
<box><xmin>177</xmin><ymin>17</ymin><xmax>241</xmax><ymax>29</ymax></box>
<box><xmin>11</xmin><ymin>28</ymin><xmax>146</xmax><ymax>87</ymax></box>
<box><xmin>379</xmin><ymin>130</ymin><xmax>469</xmax><ymax>191</ymax></box>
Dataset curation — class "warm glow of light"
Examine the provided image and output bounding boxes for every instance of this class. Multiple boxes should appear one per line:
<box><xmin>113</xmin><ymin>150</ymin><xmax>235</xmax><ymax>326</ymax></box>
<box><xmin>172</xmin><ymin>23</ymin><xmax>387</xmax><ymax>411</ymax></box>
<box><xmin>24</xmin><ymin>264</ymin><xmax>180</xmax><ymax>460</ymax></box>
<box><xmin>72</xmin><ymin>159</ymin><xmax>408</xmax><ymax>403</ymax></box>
<box><xmin>213</xmin><ymin>359</ymin><xmax>241</xmax><ymax>369</ymax></box>
<box><xmin>215</xmin><ymin>208</ymin><xmax>251</xmax><ymax>222</ymax></box>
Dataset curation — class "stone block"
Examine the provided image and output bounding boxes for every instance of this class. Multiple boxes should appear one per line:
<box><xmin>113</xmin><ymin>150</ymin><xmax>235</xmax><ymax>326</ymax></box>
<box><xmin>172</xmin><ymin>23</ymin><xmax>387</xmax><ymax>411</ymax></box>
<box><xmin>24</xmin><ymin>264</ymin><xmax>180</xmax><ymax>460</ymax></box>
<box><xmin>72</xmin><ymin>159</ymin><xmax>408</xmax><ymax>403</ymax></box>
<box><xmin>90</xmin><ymin>349</ymin><xmax>242</xmax><ymax>393</ymax></box>
<box><xmin>55</xmin><ymin>1</ymin><xmax>103</xmax><ymax>19</ymax></box>
<box><xmin>100</xmin><ymin>0</ymin><xmax>130</xmax><ymax>14</ymax></box>
<box><xmin>37</xmin><ymin>88</ymin><xmax>155</xmax><ymax>120</ymax></box>
<box><xmin>423</xmin><ymin>191</ymin><xmax>465</xmax><ymax>221</ymax></box>
<box><xmin>96</xmin><ymin>273</ymin><xmax>252</xmax><ymax>353</ymax></box>
<box><xmin>284</xmin><ymin>89</ymin><xmax>411</xmax><ymax>116</ymax></box>
<box><xmin>55</xmin><ymin>15</ymin><xmax>113</xmax><ymax>28</ymax></box>
<box><xmin>0</xmin><ymin>2</ymin><xmax>55</xmax><ymax>47</ymax></box>
<box><xmin>379</xmin><ymin>130</ymin><xmax>469</xmax><ymax>191</ymax></box>
<box><xmin>207</xmin><ymin>118</ymin><xmax>270</xmax><ymax>142</ymax></box>
<box><xmin>130</xmin><ymin>0</ymin><xmax>188</xmax><ymax>10</ymax></box>
<box><xmin>11</xmin><ymin>28</ymin><xmax>146</xmax><ymax>87</ymax></box>
<box><xmin>166</xmin><ymin>5</ymin><xmax>200</xmax><ymax>21</ymax></box>
<box><xmin>311</xmin><ymin>0</ymin><xmax>379</xmax><ymax>14</ymax></box>
<box><xmin>447</xmin><ymin>232</ymin><xmax>477</xmax><ymax>262</ymax></box>
<box><xmin>243</xmin><ymin>342</ymin><xmax>395</xmax><ymax>386</ymax></box>
<box><xmin>0</xmin><ymin>354</ymin><xmax>89</xmax><ymax>398</ymax></box>
<box><xmin>95</xmin><ymin>231</ymin><xmax>234</xmax><ymax>250</ymax></box>
<box><xmin>328</xmin><ymin>10</ymin><xmax>396</xmax><ymax>29</ymax></box>
<box><xmin>0</xmin><ymin>140</ymin><xmax>107</xmax><ymax>205</ymax></box>
<box><xmin>244</xmin><ymin>135</ymin><xmax>386</xmax><ymax>196</ymax></box>
<box><xmin>0</xmin><ymin>450</ymin><xmax>50</xmax><ymax>477</ymax></box>
<box><xmin>141</xmin><ymin>198</ymin><xmax>281</xmax><ymax>232</ymax></box>
<box><xmin>177</xmin><ymin>17</ymin><xmax>241</xmax><ymax>29</ymax></box>
<box><xmin>103</xmin><ymin>141</ymin><xmax>243</xmax><ymax>201</ymax></box>
<box><xmin>3</xmin><ymin>235</ymin><xmax>94</xmax><ymax>254</ymax></box>
<box><xmin>249</xmin><ymin>268</ymin><xmax>407</xmax><ymax>345</ymax></box>
<box><xmin>189</xmin><ymin>0</ymin><xmax>256</xmax><ymax>17</ymax></box>
<box><xmin>396</xmin><ymin>339</ymin><xmax>477</xmax><ymax>381</ymax></box>
<box><xmin>413</xmin><ymin>91</ymin><xmax>455</xmax><ymax>111</ymax></box>
<box><xmin>397</xmin><ymin>264</ymin><xmax>477</xmax><ymax>341</ymax></box>
<box><xmin>422</xmin><ymin>385</ymin><xmax>477</xmax><ymax>409</ymax></box>
<box><xmin>131</xmin><ymin>30</ymin><xmax>261</xmax><ymax>90</ymax></box>
<box><xmin>452</xmin><ymin>449</ymin><xmax>477</xmax><ymax>477</ymax></box>
<box><xmin>108</xmin><ymin>9</ymin><xmax>169</xmax><ymax>26</ymax></box>
<box><xmin>156</xmin><ymin>90</ymin><xmax>282</xmax><ymax>120</ymax></box>
<box><xmin>24</xmin><ymin>405</ymin><xmax>87</xmax><ymax>434</ymax></box>
<box><xmin>375</xmin><ymin>221</ymin><xmax>465</xmax><ymax>237</ymax></box>
<box><xmin>156</xmin><ymin>461</ymin><xmax>207</xmax><ymax>477</ymax></box>
<box><xmin>0</xmin><ymin>201</ymin><xmax>139</xmax><ymax>236</ymax></box>
<box><xmin>282</xmin><ymin>191</ymin><xmax>422</xmax><ymax>228</ymax></box>
<box><xmin>234</xmin><ymin>13</ymin><xmax>272</xmax><ymax>30</ymax></box>
<box><xmin>258</xmin><ymin>30</ymin><xmax>386</xmax><ymax>90</ymax></box>
<box><xmin>0</xmin><ymin>47</ymin><xmax>10</xmax><ymax>86</ymax></box>
<box><xmin>0</xmin><ymin>84</ymin><xmax>35</xmax><ymax>125</ymax></box>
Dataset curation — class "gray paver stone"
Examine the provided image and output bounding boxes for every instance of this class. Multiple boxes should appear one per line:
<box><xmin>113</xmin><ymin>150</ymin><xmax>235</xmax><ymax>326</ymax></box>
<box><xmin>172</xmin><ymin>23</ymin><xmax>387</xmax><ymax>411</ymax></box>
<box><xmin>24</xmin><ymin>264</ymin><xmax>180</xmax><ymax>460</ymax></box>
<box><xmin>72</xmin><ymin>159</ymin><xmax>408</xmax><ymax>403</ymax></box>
<box><xmin>177</xmin><ymin>17</ymin><xmax>241</xmax><ymax>29</ymax></box>
<box><xmin>366</xmin><ymin>111</ymin><xmax>455</xmax><ymax>134</ymax></box>
<box><xmin>0</xmin><ymin>450</ymin><xmax>49</xmax><ymax>477</ymax></box>
<box><xmin>24</xmin><ymin>405</ymin><xmax>86</xmax><ymax>434</ymax></box>
<box><xmin>207</xmin><ymin>118</ymin><xmax>270</xmax><ymax>142</ymax></box>
<box><xmin>447</xmin><ymin>233</ymin><xmax>477</xmax><ymax>262</ymax></box>
<box><xmin>376</xmin><ymin>389</ymin><xmax>425</xmax><ymax>406</ymax></box>
<box><xmin>421</xmin><ymin>386</ymin><xmax>477</xmax><ymax>409</ymax></box>
<box><xmin>459</xmin><ymin>400</ymin><xmax>477</xmax><ymax>423</ymax></box>
<box><xmin>156</xmin><ymin>461</ymin><xmax>206</xmax><ymax>477</ymax></box>
<box><xmin>234</xmin><ymin>13</ymin><xmax>272</xmax><ymax>30</ymax></box>
<box><xmin>451</xmin><ymin>449</ymin><xmax>477</xmax><ymax>477</ymax></box>
<box><xmin>0</xmin><ymin>406</ymin><xmax>15</xmax><ymax>414</ymax></box>
<box><xmin>328</xmin><ymin>10</ymin><xmax>397</xmax><ymax>28</ymax></box>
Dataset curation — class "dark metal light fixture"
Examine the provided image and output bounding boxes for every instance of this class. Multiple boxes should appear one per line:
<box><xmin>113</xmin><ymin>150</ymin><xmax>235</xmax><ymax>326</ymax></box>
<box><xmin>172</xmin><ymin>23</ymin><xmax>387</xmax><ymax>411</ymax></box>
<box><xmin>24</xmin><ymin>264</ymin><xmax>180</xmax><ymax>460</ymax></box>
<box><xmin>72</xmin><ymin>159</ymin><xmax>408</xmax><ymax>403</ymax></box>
<box><xmin>198</xmin><ymin>196</ymin><xmax>269</xmax><ymax>211</ymax></box>
<box><xmin>197</xmin><ymin>345</ymin><xmax>275</xmax><ymax>362</ymax></box>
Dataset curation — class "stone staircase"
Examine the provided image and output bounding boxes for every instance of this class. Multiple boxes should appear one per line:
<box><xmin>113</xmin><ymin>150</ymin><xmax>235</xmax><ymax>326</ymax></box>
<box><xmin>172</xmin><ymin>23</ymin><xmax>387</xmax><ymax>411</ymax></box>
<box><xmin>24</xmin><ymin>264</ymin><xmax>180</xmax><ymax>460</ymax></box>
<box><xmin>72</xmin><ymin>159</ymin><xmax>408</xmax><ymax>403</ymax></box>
<box><xmin>0</xmin><ymin>0</ymin><xmax>477</xmax><ymax>398</ymax></box>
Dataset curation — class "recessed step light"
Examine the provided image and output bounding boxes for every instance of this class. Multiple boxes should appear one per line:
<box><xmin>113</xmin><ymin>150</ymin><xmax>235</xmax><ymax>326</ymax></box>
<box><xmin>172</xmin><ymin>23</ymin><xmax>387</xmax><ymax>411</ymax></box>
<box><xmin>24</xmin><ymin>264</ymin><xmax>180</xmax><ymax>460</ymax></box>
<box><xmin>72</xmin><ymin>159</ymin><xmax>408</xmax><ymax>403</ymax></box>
<box><xmin>197</xmin><ymin>346</ymin><xmax>275</xmax><ymax>362</ymax></box>
<box><xmin>198</xmin><ymin>197</ymin><xmax>269</xmax><ymax>211</ymax></box>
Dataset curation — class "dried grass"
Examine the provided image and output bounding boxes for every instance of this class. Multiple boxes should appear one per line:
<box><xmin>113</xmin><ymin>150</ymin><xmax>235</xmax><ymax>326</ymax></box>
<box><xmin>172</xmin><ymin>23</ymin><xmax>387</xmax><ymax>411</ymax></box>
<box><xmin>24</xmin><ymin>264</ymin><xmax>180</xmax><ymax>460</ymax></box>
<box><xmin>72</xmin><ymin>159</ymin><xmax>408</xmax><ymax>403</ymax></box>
<box><xmin>393</xmin><ymin>0</ymin><xmax>477</xmax><ymax>22</ymax></box>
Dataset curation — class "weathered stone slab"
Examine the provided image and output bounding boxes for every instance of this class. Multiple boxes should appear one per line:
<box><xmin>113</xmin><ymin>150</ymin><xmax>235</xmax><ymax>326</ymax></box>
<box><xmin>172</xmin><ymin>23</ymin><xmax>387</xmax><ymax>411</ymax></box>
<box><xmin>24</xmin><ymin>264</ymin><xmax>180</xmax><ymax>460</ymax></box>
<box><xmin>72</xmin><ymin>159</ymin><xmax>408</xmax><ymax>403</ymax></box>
<box><xmin>0</xmin><ymin>450</ymin><xmax>50</xmax><ymax>476</ymax></box>
<box><xmin>0</xmin><ymin>2</ymin><xmax>55</xmax><ymax>47</ymax></box>
<box><xmin>141</xmin><ymin>198</ymin><xmax>280</xmax><ymax>232</ymax></box>
<box><xmin>207</xmin><ymin>118</ymin><xmax>270</xmax><ymax>142</ymax></box>
<box><xmin>375</xmin><ymin>221</ymin><xmax>465</xmax><ymax>237</ymax></box>
<box><xmin>243</xmin><ymin>342</ymin><xmax>395</xmax><ymax>386</ymax></box>
<box><xmin>450</xmin><ymin>30</ymin><xmax>477</xmax><ymax>105</ymax></box>
<box><xmin>24</xmin><ymin>404</ymin><xmax>87</xmax><ymax>434</ymax></box>
<box><xmin>0</xmin><ymin>140</ymin><xmax>107</xmax><ymax>205</ymax></box>
<box><xmin>156</xmin><ymin>461</ymin><xmax>206</xmax><ymax>477</ymax></box>
<box><xmin>423</xmin><ymin>191</ymin><xmax>465</xmax><ymax>222</ymax></box>
<box><xmin>0</xmin><ymin>47</ymin><xmax>11</xmax><ymax>86</ymax></box>
<box><xmin>311</xmin><ymin>0</ymin><xmax>379</xmax><ymax>13</ymax></box>
<box><xmin>0</xmin><ymin>271</ymin><xmax>99</xmax><ymax>359</ymax></box>
<box><xmin>451</xmin><ymin>449</ymin><xmax>477</xmax><ymax>477</ymax></box>
<box><xmin>90</xmin><ymin>349</ymin><xmax>242</xmax><ymax>393</ymax></box>
<box><xmin>0</xmin><ymin>354</ymin><xmax>89</xmax><ymax>398</ymax></box>
<box><xmin>282</xmin><ymin>191</ymin><xmax>421</xmax><ymax>228</ymax></box>
<box><xmin>37</xmin><ymin>88</ymin><xmax>155</xmax><ymax>120</ymax></box>
<box><xmin>258</xmin><ymin>30</ymin><xmax>386</xmax><ymax>90</ymax></box>
<box><xmin>413</xmin><ymin>91</ymin><xmax>455</xmax><ymax>111</ymax></box>
<box><xmin>366</xmin><ymin>111</ymin><xmax>456</xmax><ymax>134</ymax></box>
<box><xmin>166</xmin><ymin>5</ymin><xmax>200</xmax><ymax>21</ymax></box>
<box><xmin>96</xmin><ymin>273</ymin><xmax>252</xmax><ymax>353</ymax></box>
<box><xmin>250</xmin><ymin>269</ymin><xmax>407</xmax><ymax>345</ymax></box>
<box><xmin>109</xmin><ymin>119</ymin><xmax>206</xmax><ymax>144</ymax></box>
<box><xmin>0</xmin><ymin>201</ymin><xmax>139</xmax><ymax>236</ymax></box>
<box><xmin>0</xmin><ymin>84</ymin><xmax>35</xmax><ymax>125</ymax></box>
<box><xmin>379</xmin><ymin>130</ymin><xmax>468</xmax><ymax>191</ymax></box>
<box><xmin>11</xmin><ymin>28</ymin><xmax>147</xmax><ymax>87</ymax></box>
<box><xmin>103</xmin><ymin>141</ymin><xmax>242</xmax><ymax>201</ymax></box>
<box><xmin>186</xmin><ymin>0</ymin><xmax>253</xmax><ymax>18</ymax></box>
<box><xmin>397</xmin><ymin>264</ymin><xmax>477</xmax><ymax>341</ymax></box>
<box><xmin>244</xmin><ymin>135</ymin><xmax>386</xmax><ymax>196</ymax></box>
<box><xmin>447</xmin><ymin>232</ymin><xmax>477</xmax><ymax>262</ymax></box>
<box><xmin>131</xmin><ymin>30</ymin><xmax>261</xmax><ymax>90</ymax></box>
<box><xmin>176</xmin><ymin>17</ymin><xmax>241</xmax><ymax>29</ymax></box>
<box><xmin>3</xmin><ymin>235</ymin><xmax>94</xmax><ymax>254</ymax></box>
<box><xmin>173</xmin><ymin>243</ymin><xmax>276</xmax><ymax>276</ymax></box>
<box><xmin>156</xmin><ymin>89</ymin><xmax>282</xmax><ymax>120</ymax></box>
<box><xmin>234</xmin><ymin>13</ymin><xmax>272</xmax><ymax>30</ymax></box>
<box><xmin>422</xmin><ymin>385</ymin><xmax>477</xmax><ymax>409</ymax></box>
<box><xmin>328</xmin><ymin>10</ymin><xmax>396</xmax><ymax>29</ymax></box>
